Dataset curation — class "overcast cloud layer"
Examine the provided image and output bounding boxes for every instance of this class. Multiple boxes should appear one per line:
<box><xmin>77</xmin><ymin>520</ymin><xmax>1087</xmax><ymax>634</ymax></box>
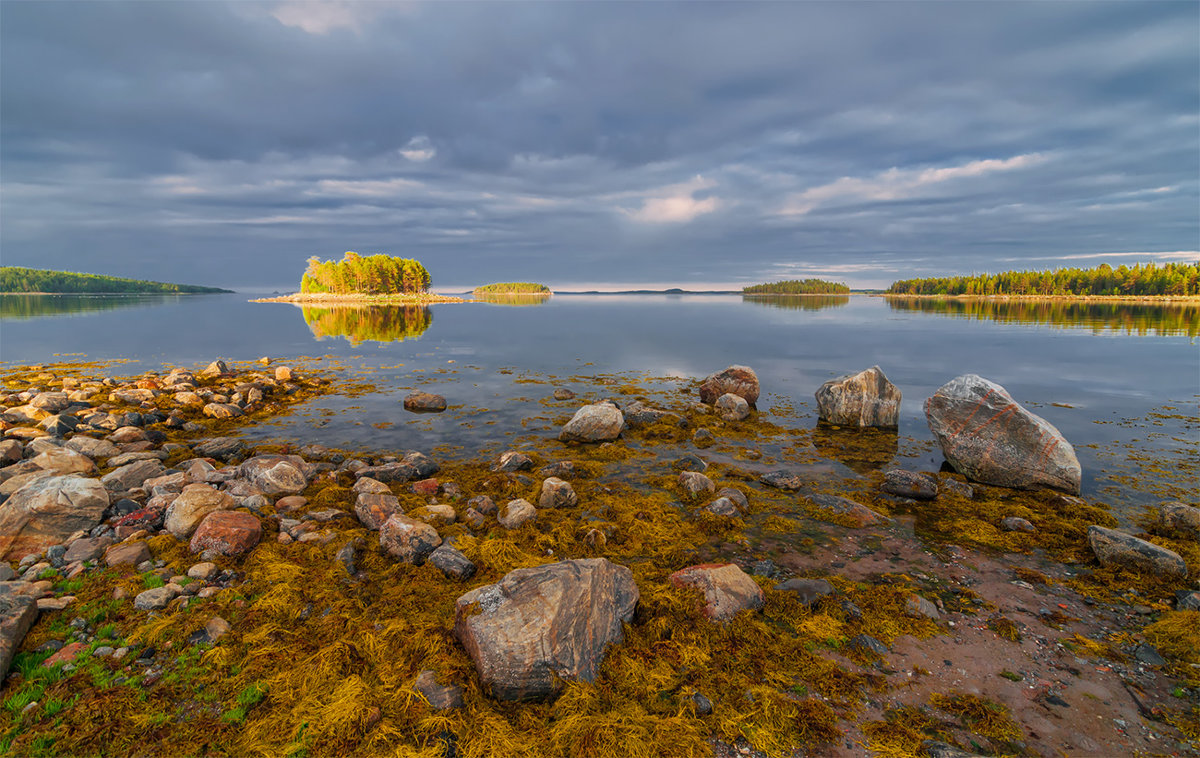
<box><xmin>2</xmin><ymin>1</ymin><xmax>1196</xmax><ymax>290</ymax></box>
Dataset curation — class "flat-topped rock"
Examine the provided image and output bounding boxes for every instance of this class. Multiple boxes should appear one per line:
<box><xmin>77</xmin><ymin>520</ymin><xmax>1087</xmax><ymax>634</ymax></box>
<box><xmin>404</xmin><ymin>391</ymin><xmax>447</xmax><ymax>413</ymax></box>
<box><xmin>454</xmin><ymin>558</ymin><xmax>638</xmax><ymax>701</ymax></box>
<box><xmin>189</xmin><ymin>511</ymin><xmax>262</xmax><ymax>556</ymax></box>
<box><xmin>241</xmin><ymin>455</ymin><xmax>307</xmax><ymax>495</ymax></box>
<box><xmin>925</xmin><ymin>374</ymin><xmax>1081</xmax><ymax>494</ymax></box>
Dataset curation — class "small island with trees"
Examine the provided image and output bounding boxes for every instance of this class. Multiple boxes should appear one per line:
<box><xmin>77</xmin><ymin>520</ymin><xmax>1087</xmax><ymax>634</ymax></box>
<box><xmin>253</xmin><ymin>252</ymin><xmax>463</xmax><ymax>304</ymax></box>
<box><xmin>742</xmin><ymin>278</ymin><xmax>850</xmax><ymax>295</ymax></box>
<box><xmin>886</xmin><ymin>261</ymin><xmax>1199</xmax><ymax>299</ymax></box>
<box><xmin>0</xmin><ymin>267</ymin><xmax>231</xmax><ymax>294</ymax></box>
<box><xmin>473</xmin><ymin>282</ymin><xmax>551</xmax><ymax>296</ymax></box>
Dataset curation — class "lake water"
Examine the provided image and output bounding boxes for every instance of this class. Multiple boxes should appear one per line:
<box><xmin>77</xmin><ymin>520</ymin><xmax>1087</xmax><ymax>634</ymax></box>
<box><xmin>1</xmin><ymin>292</ymin><xmax>1196</xmax><ymax>516</ymax></box>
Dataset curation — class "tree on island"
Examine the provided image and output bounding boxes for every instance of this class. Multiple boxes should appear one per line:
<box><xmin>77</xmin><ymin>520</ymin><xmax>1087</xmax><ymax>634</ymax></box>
<box><xmin>473</xmin><ymin>282</ymin><xmax>551</xmax><ymax>295</ymax></box>
<box><xmin>743</xmin><ymin>278</ymin><xmax>850</xmax><ymax>295</ymax></box>
<box><xmin>887</xmin><ymin>261</ymin><xmax>1199</xmax><ymax>297</ymax></box>
<box><xmin>300</xmin><ymin>252</ymin><xmax>431</xmax><ymax>295</ymax></box>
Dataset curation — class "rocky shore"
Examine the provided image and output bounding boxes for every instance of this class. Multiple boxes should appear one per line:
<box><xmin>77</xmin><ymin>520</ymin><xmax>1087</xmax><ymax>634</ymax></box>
<box><xmin>0</xmin><ymin>359</ymin><xmax>1195</xmax><ymax>757</ymax></box>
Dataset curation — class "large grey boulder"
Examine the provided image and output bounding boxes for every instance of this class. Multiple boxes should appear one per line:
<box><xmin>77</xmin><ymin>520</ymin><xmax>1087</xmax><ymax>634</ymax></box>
<box><xmin>1088</xmin><ymin>526</ymin><xmax>1187</xmax><ymax>578</ymax></box>
<box><xmin>815</xmin><ymin>365</ymin><xmax>901</xmax><ymax>428</ymax></box>
<box><xmin>698</xmin><ymin>365</ymin><xmax>759</xmax><ymax>406</ymax></box>
<box><xmin>454</xmin><ymin>558</ymin><xmax>639</xmax><ymax>701</ymax></box>
<box><xmin>0</xmin><ymin>475</ymin><xmax>109</xmax><ymax>560</ymax></box>
<box><xmin>924</xmin><ymin>375</ymin><xmax>1081</xmax><ymax>493</ymax></box>
<box><xmin>559</xmin><ymin>402</ymin><xmax>624</xmax><ymax>443</ymax></box>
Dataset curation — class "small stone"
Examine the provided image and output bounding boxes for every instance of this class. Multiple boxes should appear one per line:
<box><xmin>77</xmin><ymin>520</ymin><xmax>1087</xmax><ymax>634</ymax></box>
<box><xmin>703</xmin><ymin>498</ymin><xmax>739</xmax><ymax>517</ymax></box>
<box><xmin>274</xmin><ymin>366</ymin><xmax>292</xmax><ymax>382</ymax></box>
<box><xmin>413</xmin><ymin>670</ymin><xmax>464</xmax><ymax>711</ymax></box>
<box><xmin>1156</xmin><ymin>502</ymin><xmax>1200</xmax><ymax>541</ymax></box>
<box><xmin>92</xmin><ymin>645</ymin><xmax>115</xmax><ymax>658</ymax></box>
<box><xmin>1001</xmin><ymin>516</ymin><xmax>1036</xmax><ymax>533</ymax></box>
<box><xmin>187</xmin><ymin>562</ymin><xmax>218</xmax><ymax>581</ymax></box>
<box><xmin>493</xmin><ymin>451</ymin><xmax>533</xmax><ymax>473</ymax></box>
<box><xmin>354</xmin><ymin>493</ymin><xmax>403</xmax><ymax>531</ymax></box>
<box><xmin>552</xmin><ymin>388</ymin><xmax>576</xmax><ymax>401</ymax></box>
<box><xmin>189</xmin><ymin>511</ymin><xmax>262</xmax><ymax>556</ymax></box>
<box><xmin>37</xmin><ymin>597</ymin><xmax>75</xmax><ymax>611</ymax></box>
<box><xmin>714</xmin><ymin>487</ymin><xmax>749</xmax><ymax>513</ymax></box>
<box><xmin>498</xmin><ymin>499</ymin><xmax>537</xmax><ymax>530</ymax></box>
<box><xmin>668</xmin><ymin>563</ymin><xmax>764</xmax><ymax>622</ymax></box>
<box><xmin>905</xmin><ymin>594</ymin><xmax>940</xmax><ymax>620</ymax></box>
<box><xmin>134</xmin><ymin>587</ymin><xmax>176</xmax><ymax>611</ymax></box>
<box><xmin>428</xmin><ymin>545</ymin><xmax>477</xmax><ymax>580</ymax></box>
<box><xmin>689</xmin><ymin>691</ymin><xmax>713</xmax><ymax>716</ymax></box>
<box><xmin>882</xmin><ymin>470</ymin><xmax>938</xmax><ymax>500</ymax></box>
<box><xmin>274</xmin><ymin>495</ymin><xmax>307</xmax><ymax>512</ymax></box>
<box><xmin>352</xmin><ymin>477</ymin><xmax>390</xmax><ymax>495</ymax></box>
<box><xmin>672</xmin><ymin>453</ymin><xmax>707</xmax><ymax>473</ymax></box>
<box><xmin>692</xmin><ymin>428</ymin><xmax>714</xmax><ymax>448</ymax></box>
<box><xmin>1175</xmin><ymin>591</ymin><xmax>1200</xmax><ymax>611</ymax></box>
<box><xmin>759</xmin><ymin>471</ymin><xmax>804</xmax><ymax>491</ymax></box>
<box><xmin>415</xmin><ymin>504</ymin><xmax>456</xmax><ymax>524</ymax></box>
<box><xmin>538</xmin><ymin>477</ymin><xmax>578</xmax><ymax>509</ymax></box>
<box><xmin>677</xmin><ymin>471</ymin><xmax>715</xmax><ymax>499</ymax></box>
<box><xmin>714</xmin><ymin>393</ymin><xmax>749</xmax><ymax>422</ymax></box>
<box><xmin>559</xmin><ymin>402</ymin><xmax>624</xmax><ymax>443</ymax></box>
<box><xmin>774</xmin><ymin>578</ymin><xmax>835</xmax><ymax>606</ymax></box>
<box><xmin>379</xmin><ymin>514</ymin><xmax>442</xmax><ymax>565</ymax></box>
<box><xmin>204</xmin><ymin>616</ymin><xmax>231</xmax><ymax>643</ymax></box>
<box><xmin>849</xmin><ymin>634</ymin><xmax>889</xmax><ymax>657</ymax></box>
<box><xmin>411</xmin><ymin>478</ymin><xmax>440</xmax><ymax>496</ymax></box>
<box><xmin>104</xmin><ymin>541</ymin><xmax>151</xmax><ymax>568</ymax></box>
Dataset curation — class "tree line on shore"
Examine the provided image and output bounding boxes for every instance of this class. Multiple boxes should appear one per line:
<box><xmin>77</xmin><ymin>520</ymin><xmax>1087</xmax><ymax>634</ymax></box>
<box><xmin>0</xmin><ymin>267</ymin><xmax>229</xmax><ymax>294</ymax></box>
<box><xmin>887</xmin><ymin>261</ymin><xmax>1199</xmax><ymax>297</ymax></box>
<box><xmin>474</xmin><ymin>282</ymin><xmax>550</xmax><ymax>295</ymax></box>
<box><xmin>301</xmin><ymin>252</ymin><xmax>431</xmax><ymax>295</ymax></box>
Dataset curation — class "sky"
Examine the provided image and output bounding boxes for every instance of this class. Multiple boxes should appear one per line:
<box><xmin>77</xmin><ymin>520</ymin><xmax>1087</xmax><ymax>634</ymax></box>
<box><xmin>1</xmin><ymin>1</ymin><xmax>1197</xmax><ymax>291</ymax></box>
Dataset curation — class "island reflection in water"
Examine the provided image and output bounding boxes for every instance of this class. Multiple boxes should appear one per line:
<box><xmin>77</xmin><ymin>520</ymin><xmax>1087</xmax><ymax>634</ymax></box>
<box><xmin>886</xmin><ymin>297</ymin><xmax>1199</xmax><ymax>338</ymax></box>
<box><xmin>0</xmin><ymin>293</ymin><xmax>182</xmax><ymax>320</ymax></box>
<box><xmin>300</xmin><ymin>304</ymin><xmax>432</xmax><ymax>345</ymax></box>
<box><xmin>741</xmin><ymin>294</ymin><xmax>850</xmax><ymax>311</ymax></box>
<box><xmin>474</xmin><ymin>292</ymin><xmax>552</xmax><ymax>306</ymax></box>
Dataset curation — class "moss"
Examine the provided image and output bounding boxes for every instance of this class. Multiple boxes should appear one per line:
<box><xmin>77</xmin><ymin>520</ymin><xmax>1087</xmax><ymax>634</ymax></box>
<box><xmin>987</xmin><ymin>615</ymin><xmax>1021</xmax><ymax>642</ymax></box>
<box><xmin>929</xmin><ymin>692</ymin><xmax>1022</xmax><ymax>744</ymax></box>
<box><xmin>1144</xmin><ymin>611</ymin><xmax>1200</xmax><ymax>687</ymax></box>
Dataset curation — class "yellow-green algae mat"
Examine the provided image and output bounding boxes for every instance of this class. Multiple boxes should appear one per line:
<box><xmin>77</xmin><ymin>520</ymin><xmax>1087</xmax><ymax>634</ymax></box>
<box><xmin>1</xmin><ymin>360</ymin><xmax>1196</xmax><ymax>757</ymax></box>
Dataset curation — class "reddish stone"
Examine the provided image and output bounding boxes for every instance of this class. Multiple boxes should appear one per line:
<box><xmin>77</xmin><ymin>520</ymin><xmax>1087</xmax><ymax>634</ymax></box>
<box><xmin>669</xmin><ymin>563</ymin><xmax>764</xmax><ymax>622</ymax></box>
<box><xmin>44</xmin><ymin>642</ymin><xmax>87</xmax><ymax>667</ymax></box>
<box><xmin>274</xmin><ymin>495</ymin><xmax>307</xmax><ymax>513</ymax></box>
<box><xmin>412</xmin><ymin>478</ymin><xmax>440</xmax><ymax>496</ymax></box>
<box><xmin>189</xmin><ymin>511</ymin><xmax>261</xmax><ymax>556</ymax></box>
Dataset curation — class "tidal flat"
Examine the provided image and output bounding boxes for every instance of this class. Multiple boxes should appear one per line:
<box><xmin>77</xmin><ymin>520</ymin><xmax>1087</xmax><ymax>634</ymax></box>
<box><xmin>0</xmin><ymin>358</ymin><xmax>1196</xmax><ymax>758</ymax></box>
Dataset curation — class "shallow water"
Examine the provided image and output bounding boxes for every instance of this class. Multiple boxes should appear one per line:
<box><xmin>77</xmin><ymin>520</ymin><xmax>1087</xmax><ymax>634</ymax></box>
<box><xmin>1</xmin><ymin>292</ymin><xmax>1196</xmax><ymax>512</ymax></box>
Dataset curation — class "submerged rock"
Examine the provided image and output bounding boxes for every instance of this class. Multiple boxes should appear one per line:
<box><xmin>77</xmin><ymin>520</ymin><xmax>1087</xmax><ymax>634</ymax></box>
<box><xmin>453</xmin><ymin>558</ymin><xmax>639</xmax><ymax>701</ymax></box>
<box><xmin>559</xmin><ymin>402</ymin><xmax>624</xmax><ymax>443</ymax></box>
<box><xmin>815</xmin><ymin>365</ymin><xmax>901</xmax><ymax>428</ymax></box>
<box><xmin>669</xmin><ymin>563</ymin><xmax>764</xmax><ymax>622</ymax></box>
<box><xmin>1087</xmin><ymin>526</ymin><xmax>1186</xmax><ymax>578</ymax></box>
<box><xmin>774</xmin><ymin>578</ymin><xmax>835</xmax><ymax>606</ymax></box>
<box><xmin>403</xmin><ymin>391</ymin><xmax>447</xmax><ymax>413</ymax></box>
<box><xmin>699</xmin><ymin>365</ymin><xmax>759</xmax><ymax>406</ymax></box>
<box><xmin>806</xmin><ymin>493</ymin><xmax>891</xmax><ymax>528</ymax></box>
<box><xmin>882</xmin><ymin>470</ymin><xmax>938</xmax><ymax>500</ymax></box>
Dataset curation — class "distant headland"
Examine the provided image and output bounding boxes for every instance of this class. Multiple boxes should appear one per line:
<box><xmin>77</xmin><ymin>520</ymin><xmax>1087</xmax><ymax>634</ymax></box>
<box><xmin>0</xmin><ymin>267</ymin><xmax>232</xmax><ymax>294</ymax></box>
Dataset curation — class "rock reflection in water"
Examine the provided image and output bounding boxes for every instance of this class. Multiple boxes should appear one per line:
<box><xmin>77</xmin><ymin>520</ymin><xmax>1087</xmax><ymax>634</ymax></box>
<box><xmin>885</xmin><ymin>297</ymin><xmax>1199</xmax><ymax>338</ymax></box>
<box><xmin>812</xmin><ymin>422</ymin><xmax>898</xmax><ymax>475</ymax></box>
<box><xmin>741</xmin><ymin>294</ymin><xmax>850</xmax><ymax>311</ymax></box>
<box><xmin>474</xmin><ymin>293</ymin><xmax>552</xmax><ymax>306</ymax></box>
<box><xmin>0</xmin><ymin>293</ymin><xmax>181</xmax><ymax>320</ymax></box>
<box><xmin>300</xmin><ymin>304</ymin><xmax>432</xmax><ymax>345</ymax></box>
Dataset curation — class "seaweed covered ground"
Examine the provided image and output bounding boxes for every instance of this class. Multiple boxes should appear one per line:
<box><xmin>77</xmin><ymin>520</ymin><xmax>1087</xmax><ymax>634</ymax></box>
<box><xmin>0</xmin><ymin>359</ymin><xmax>1196</xmax><ymax>757</ymax></box>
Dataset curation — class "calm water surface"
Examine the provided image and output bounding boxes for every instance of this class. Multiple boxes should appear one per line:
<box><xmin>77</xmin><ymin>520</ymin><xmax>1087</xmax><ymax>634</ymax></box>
<box><xmin>1</xmin><ymin>293</ymin><xmax>1196</xmax><ymax>515</ymax></box>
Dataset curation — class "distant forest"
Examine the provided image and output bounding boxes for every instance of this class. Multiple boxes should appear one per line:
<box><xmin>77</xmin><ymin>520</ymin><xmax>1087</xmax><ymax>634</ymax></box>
<box><xmin>887</xmin><ymin>261</ymin><xmax>1200</xmax><ymax>297</ymax></box>
<box><xmin>0</xmin><ymin>267</ymin><xmax>230</xmax><ymax>294</ymax></box>
<box><xmin>743</xmin><ymin>278</ymin><xmax>850</xmax><ymax>295</ymax></box>
<box><xmin>301</xmin><ymin>252</ymin><xmax>430</xmax><ymax>295</ymax></box>
<box><xmin>473</xmin><ymin>282</ymin><xmax>550</xmax><ymax>295</ymax></box>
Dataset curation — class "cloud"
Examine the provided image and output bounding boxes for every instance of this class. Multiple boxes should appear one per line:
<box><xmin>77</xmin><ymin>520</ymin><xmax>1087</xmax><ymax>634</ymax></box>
<box><xmin>399</xmin><ymin>136</ymin><xmax>436</xmax><ymax>162</ymax></box>
<box><xmin>624</xmin><ymin>176</ymin><xmax>721</xmax><ymax>224</ymax></box>
<box><xmin>270</xmin><ymin>1</ymin><xmax>373</xmax><ymax>35</ymax></box>
<box><xmin>777</xmin><ymin>154</ymin><xmax>1049</xmax><ymax>216</ymax></box>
